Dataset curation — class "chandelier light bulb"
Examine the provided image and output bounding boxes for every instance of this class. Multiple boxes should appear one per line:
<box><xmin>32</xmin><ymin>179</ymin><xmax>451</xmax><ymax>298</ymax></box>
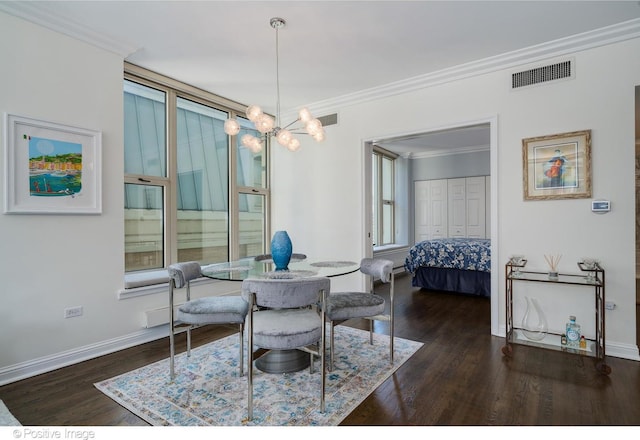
<box><xmin>287</xmin><ymin>137</ymin><xmax>301</xmax><ymax>151</ymax></box>
<box><xmin>223</xmin><ymin>119</ymin><xmax>240</xmax><ymax>136</ymax></box>
<box><xmin>312</xmin><ymin>130</ymin><xmax>326</xmax><ymax>142</ymax></box>
<box><xmin>250</xmin><ymin>141</ymin><xmax>263</xmax><ymax>153</ymax></box>
<box><xmin>298</xmin><ymin>108</ymin><xmax>313</xmax><ymax>123</ymax></box>
<box><xmin>255</xmin><ymin>113</ymin><xmax>275</xmax><ymax>134</ymax></box>
<box><xmin>246</xmin><ymin>105</ymin><xmax>263</xmax><ymax>122</ymax></box>
<box><xmin>305</xmin><ymin>118</ymin><xmax>323</xmax><ymax>136</ymax></box>
<box><xmin>276</xmin><ymin>128</ymin><xmax>293</xmax><ymax>146</ymax></box>
<box><xmin>251</xmin><ymin>136</ymin><xmax>263</xmax><ymax>152</ymax></box>
<box><xmin>241</xmin><ymin>134</ymin><xmax>254</xmax><ymax>147</ymax></box>
<box><xmin>241</xmin><ymin>134</ymin><xmax>259</xmax><ymax>149</ymax></box>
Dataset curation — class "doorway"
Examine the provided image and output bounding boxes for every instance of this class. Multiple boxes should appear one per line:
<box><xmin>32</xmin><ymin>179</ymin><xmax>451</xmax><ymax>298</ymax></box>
<box><xmin>362</xmin><ymin>117</ymin><xmax>499</xmax><ymax>336</ymax></box>
<box><xmin>635</xmin><ymin>85</ymin><xmax>640</xmax><ymax>346</ymax></box>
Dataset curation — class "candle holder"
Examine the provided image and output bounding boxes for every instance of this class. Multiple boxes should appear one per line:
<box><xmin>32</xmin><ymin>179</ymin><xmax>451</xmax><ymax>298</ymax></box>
<box><xmin>509</xmin><ymin>255</ymin><xmax>525</xmax><ymax>277</ymax></box>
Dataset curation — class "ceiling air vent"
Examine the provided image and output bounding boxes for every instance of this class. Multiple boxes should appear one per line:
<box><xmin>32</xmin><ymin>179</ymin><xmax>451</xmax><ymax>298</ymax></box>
<box><xmin>511</xmin><ymin>60</ymin><xmax>573</xmax><ymax>89</ymax></box>
<box><xmin>317</xmin><ymin>113</ymin><xmax>338</xmax><ymax>127</ymax></box>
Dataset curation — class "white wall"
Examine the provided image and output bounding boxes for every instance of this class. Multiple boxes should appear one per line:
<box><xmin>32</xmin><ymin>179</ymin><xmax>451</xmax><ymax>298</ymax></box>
<box><xmin>1</xmin><ymin>12</ymin><xmax>638</xmax><ymax>385</ymax></box>
<box><xmin>411</xmin><ymin>150</ymin><xmax>490</xmax><ymax>181</ymax></box>
<box><xmin>272</xmin><ymin>40</ymin><xmax>640</xmax><ymax>360</ymax></box>
<box><xmin>0</xmin><ymin>13</ymin><xmax>238</xmax><ymax>384</ymax></box>
<box><xmin>0</xmin><ymin>13</ymin><xmax>123</xmax><ymax>374</ymax></box>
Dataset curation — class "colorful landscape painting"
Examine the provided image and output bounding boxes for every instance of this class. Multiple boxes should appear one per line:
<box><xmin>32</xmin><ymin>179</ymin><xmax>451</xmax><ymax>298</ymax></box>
<box><xmin>28</xmin><ymin>136</ymin><xmax>82</xmax><ymax>197</ymax></box>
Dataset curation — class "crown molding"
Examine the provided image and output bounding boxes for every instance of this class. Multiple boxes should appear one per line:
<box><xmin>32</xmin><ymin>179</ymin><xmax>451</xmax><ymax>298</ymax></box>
<box><xmin>2</xmin><ymin>2</ymin><xmax>638</xmax><ymax>113</ymax></box>
<box><xmin>0</xmin><ymin>1</ymin><xmax>139</xmax><ymax>57</ymax></box>
<box><xmin>304</xmin><ymin>18</ymin><xmax>640</xmax><ymax>116</ymax></box>
<box><xmin>407</xmin><ymin>145</ymin><xmax>490</xmax><ymax>160</ymax></box>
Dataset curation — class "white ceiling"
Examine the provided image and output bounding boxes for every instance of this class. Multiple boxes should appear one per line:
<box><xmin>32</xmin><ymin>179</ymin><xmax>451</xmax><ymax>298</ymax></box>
<box><xmin>2</xmin><ymin>0</ymin><xmax>639</xmax><ymax>155</ymax></box>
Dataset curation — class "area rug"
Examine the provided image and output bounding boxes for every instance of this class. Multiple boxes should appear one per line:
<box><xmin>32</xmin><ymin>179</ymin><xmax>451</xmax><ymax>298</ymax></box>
<box><xmin>95</xmin><ymin>326</ymin><xmax>423</xmax><ymax>426</ymax></box>
<box><xmin>0</xmin><ymin>400</ymin><xmax>21</xmax><ymax>426</ymax></box>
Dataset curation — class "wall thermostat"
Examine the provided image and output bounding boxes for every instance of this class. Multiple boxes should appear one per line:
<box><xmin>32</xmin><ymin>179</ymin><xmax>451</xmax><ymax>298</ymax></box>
<box><xmin>591</xmin><ymin>200</ymin><xmax>610</xmax><ymax>213</ymax></box>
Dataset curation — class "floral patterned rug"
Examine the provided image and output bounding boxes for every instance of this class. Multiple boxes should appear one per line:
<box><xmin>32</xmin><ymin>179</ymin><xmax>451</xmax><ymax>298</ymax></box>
<box><xmin>0</xmin><ymin>400</ymin><xmax>20</xmax><ymax>426</ymax></box>
<box><xmin>95</xmin><ymin>326</ymin><xmax>422</xmax><ymax>426</ymax></box>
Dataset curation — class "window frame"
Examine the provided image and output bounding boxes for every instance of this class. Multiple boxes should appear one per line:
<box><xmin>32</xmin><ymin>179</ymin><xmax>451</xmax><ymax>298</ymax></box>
<box><xmin>124</xmin><ymin>62</ymin><xmax>270</xmax><ymax>278</ymax></box>
<box><xmin>372</xmin><ymin>146</ymin><xmax>397</xmax><ymax>246</ymax></box>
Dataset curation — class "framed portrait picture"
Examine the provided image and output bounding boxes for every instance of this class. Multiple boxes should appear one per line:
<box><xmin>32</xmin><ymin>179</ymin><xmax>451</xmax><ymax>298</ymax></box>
<box><xmin>4</xmin><ymin>113</ymin><xmax>102</xmax><ymax>214</ymax></box>
<box><xmin>522</xmin><ymin>130</ymin><xmax>591</xmax><ymax>201</ymax></box>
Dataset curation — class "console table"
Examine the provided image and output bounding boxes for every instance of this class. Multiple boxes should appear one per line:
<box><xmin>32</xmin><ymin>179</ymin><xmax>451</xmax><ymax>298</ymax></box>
<box><xmin>502</xmin><ymin>260</ymin><xmax>610</xmax><ymax>375</ymax></box>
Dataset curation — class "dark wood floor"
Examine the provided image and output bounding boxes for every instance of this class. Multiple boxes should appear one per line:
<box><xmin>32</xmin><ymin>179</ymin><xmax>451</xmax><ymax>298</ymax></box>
<box><xmin>2</xmin><ymin>273</ymin><xmax>640</xmax><ymax>426</ymax></box>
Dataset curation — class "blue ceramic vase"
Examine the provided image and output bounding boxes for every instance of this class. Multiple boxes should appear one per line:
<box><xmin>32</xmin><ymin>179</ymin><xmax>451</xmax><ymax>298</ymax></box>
<box><xmin>271</xmin><ymin>230</ymin><xmax>292</xmax><ymax>271</ymax></box>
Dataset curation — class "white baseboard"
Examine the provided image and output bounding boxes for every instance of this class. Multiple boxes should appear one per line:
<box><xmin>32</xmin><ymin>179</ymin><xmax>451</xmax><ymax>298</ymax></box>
<box><xmin>3</xmin><ymin>317</ymin><xmax>636</xmax><ymax>387</ymax></box>
<box><xmin>0</xmin><ymin>326</ymin><xmax>169</xmax><ymax>386</ymax></box>
<box><xmin>0</xmin><ymin>285</ymin><xmax>243</xmax><ymax>385</ymax></box>
<box><xmin>604</xmin><ymin>340</ymin><xmax>640</xmax><ymax>361</ymax></box>
<box><xmin>373</xmin><ymin>245</ymin><xmax>409</xmax><ymax>273</ymax></box>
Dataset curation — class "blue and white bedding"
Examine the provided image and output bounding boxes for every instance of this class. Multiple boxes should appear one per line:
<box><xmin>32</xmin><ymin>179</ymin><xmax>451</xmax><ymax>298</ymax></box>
<box><xmin>404</xmin><ymin>238</ymin><xmax>491</xmax><ymax>274</ymax></box>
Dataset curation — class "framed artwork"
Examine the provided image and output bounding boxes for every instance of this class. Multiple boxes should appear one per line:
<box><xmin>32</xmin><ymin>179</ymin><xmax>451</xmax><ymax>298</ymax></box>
<box><xmin>4</xmin><ymin>113</ymin><xmax>102</xmax><ymax>214</ymax></box>
<box><xmin>522</xmin><ymin>130</ymin><xmax>591</xmax><ymax>201</ymax></box>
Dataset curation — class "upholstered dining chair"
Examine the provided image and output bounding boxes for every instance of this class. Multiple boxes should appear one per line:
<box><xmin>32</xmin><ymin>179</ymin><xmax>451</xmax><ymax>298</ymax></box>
<box><xmin>242</xmin><ymin>276</ymin><xmax>330</xmax><ymax>421</ymax></box>
<box><xmin>325</xmin><ymin>258</ymin><xmax>394</xmax><ymax>371</ymax></box>
<box><xmin>167</xmin><ymin>261</ymin><xmax>249</xmax><ymax>380</ymax></box>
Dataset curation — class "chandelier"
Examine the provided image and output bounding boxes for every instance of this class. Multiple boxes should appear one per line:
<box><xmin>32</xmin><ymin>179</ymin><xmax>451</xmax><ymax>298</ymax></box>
<box><xmin>223</xmin><ymin>17</ymin><xmax>325</xmax><ymax>153</ymax></box>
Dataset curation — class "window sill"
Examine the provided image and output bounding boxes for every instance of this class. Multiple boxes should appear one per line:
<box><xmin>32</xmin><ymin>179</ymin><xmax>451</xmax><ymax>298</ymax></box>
<box><xmin>118</xmin><ymin>269</ymin><xmax>216</xmax><ymax>300</ymax></box>
<box><xmin>373</xmin><ymin>244</ymin><xmax>408</xmax><ymax>253</ymax></box>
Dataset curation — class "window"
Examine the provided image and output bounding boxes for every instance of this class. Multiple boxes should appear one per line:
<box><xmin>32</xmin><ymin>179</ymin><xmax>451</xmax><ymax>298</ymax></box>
<box><xmin>372</xmin><ymin>147</ymin><xmax>396</xmax><ymax>246</ymax></box>
<box><xmin>124</xmin><ymin>64</ymin><xmax>269</xmax><ymax>274</ymax></box>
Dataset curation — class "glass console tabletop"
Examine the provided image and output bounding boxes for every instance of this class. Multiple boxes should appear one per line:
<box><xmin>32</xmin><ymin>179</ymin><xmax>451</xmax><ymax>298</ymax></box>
<box><xmin>201</xmin><ymin>256</ymin><xmax>360</xmax><ymax>281</ymax></box>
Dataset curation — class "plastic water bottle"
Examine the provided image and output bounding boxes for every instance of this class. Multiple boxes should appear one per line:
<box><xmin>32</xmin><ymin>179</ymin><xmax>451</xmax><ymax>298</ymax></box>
<box><xmin>566</xmin><ymin>316</ymin><xmax>581</xmax><ymax>347</ymax></box>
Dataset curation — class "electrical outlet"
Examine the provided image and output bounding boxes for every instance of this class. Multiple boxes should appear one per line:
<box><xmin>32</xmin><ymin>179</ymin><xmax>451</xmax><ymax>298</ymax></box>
<box><xmin>605</xmin><ymin>301</ymin><xmax>616</xmax><ymax>310</ymax></box>
<box><xmin>64</xmin><ymin>306</ymin><xmax>83</xmax><ymax>318</ymax></box>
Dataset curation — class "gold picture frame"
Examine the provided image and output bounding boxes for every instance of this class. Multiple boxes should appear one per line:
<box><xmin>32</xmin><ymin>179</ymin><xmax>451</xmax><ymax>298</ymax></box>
<box><xmin>522</xmin><ymin>130</ymin><xmax>591</xmax><ymax>201</ymax></box>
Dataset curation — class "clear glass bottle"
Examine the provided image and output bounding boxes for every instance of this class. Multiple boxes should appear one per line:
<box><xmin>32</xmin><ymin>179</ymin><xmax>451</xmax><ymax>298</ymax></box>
<box><xmin>579</xmin><ymin>336</ymin><xmax>587</xmax><ymax>349</ymax></box>
<box><xmin>522</xmin><ymin>296</ymin><xmax>548</xmax><ymax>341</ymax></box>
<box><xmin>566</xmin><ymin>315</ymin><xmax>581</xmax><ymax>347</ymax></box>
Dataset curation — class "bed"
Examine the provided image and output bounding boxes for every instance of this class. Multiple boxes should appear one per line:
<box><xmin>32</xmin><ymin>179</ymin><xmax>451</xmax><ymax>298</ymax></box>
<box><xmin>404</xmin><ymin>238</ymin><xmax>491</xmax><ymax>297</ymax></box>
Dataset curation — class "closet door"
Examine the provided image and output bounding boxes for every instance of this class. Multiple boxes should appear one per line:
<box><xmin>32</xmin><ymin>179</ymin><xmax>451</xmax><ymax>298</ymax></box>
<box><xmin>428</xmin><ymin>180</ymin><xmax>447</xmax><ymax>239</ymax></box>
<box><xmin>414</xmin><ymin>179</ymin><xmax>447</xmax><ymax>243</ymax></box>
<box><xmin>466</xmin><ymin>176</ymin><xmax>486</xmax><ymax>238</ymax></box>
<box><xmin>448</xmin><ymin>178</ymin><xmax>466</xmax><ymax>237</ymax></box>
<box><xmin>414</xmin><ymin>181</ymin><xmax>430</xmax><ymax>243</ymax></box>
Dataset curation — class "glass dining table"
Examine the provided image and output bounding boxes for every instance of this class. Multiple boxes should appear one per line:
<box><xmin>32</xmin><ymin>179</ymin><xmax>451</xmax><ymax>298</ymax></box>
<box><xmin>201</xmin><ymin>255</ymin><xmax>361</xmax><ymax>373</ymax></box>
<box><xmin>201</xmin><ymin>256</ymin><xmax>360</xmax><ymax>281</ymax></box>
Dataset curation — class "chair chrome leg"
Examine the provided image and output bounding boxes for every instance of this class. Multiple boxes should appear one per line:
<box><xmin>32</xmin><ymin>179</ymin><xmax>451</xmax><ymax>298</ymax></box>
<box><xmin>169</xmin><ymin>330</ymin><xmax>175</xmax><ymax>380</ymax></box>
<box><xmin>186</xmin><ymin>327</ymin><xmax>192</xmax><ymax>357</ymax></box>
<box><xmin>247</xmin><ymin>293</ymin><xmax>255</xmax><ymax>421</ymax></box>
<box><xmin>369</xmin><ymin>319</ymin><xmax>374</xmax><ymax>345</ymax></box>
<box><xmin>329</xmin><ymin>321</ymin><xmax>335</xmax><ymax>371</ymax></box>
<box><xmin>390</xmin><ymin>275</ymin><xmax>395</xmax><ymax>364</ymax></box>
<box><xmin>239</xmin><ymin>323</ymin><xmax>244</xmax><ymax>377</ymax></box>
<box><xmin>320</xmin><ymin>289</ymin><xmax>326</xmax><ymax>413</ymax></box>
<box><xmin>169</xmin><ymin>281</ymin><xmax>176</xmax><ymax>380</ymax></box>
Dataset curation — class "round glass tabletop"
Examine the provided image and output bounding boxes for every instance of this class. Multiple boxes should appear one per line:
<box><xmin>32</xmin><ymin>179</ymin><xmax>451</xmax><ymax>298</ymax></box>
<box><xmin>201</xmin><ymin>257</ymin><xmax>360</xmax><ymax>281</ymax></box>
